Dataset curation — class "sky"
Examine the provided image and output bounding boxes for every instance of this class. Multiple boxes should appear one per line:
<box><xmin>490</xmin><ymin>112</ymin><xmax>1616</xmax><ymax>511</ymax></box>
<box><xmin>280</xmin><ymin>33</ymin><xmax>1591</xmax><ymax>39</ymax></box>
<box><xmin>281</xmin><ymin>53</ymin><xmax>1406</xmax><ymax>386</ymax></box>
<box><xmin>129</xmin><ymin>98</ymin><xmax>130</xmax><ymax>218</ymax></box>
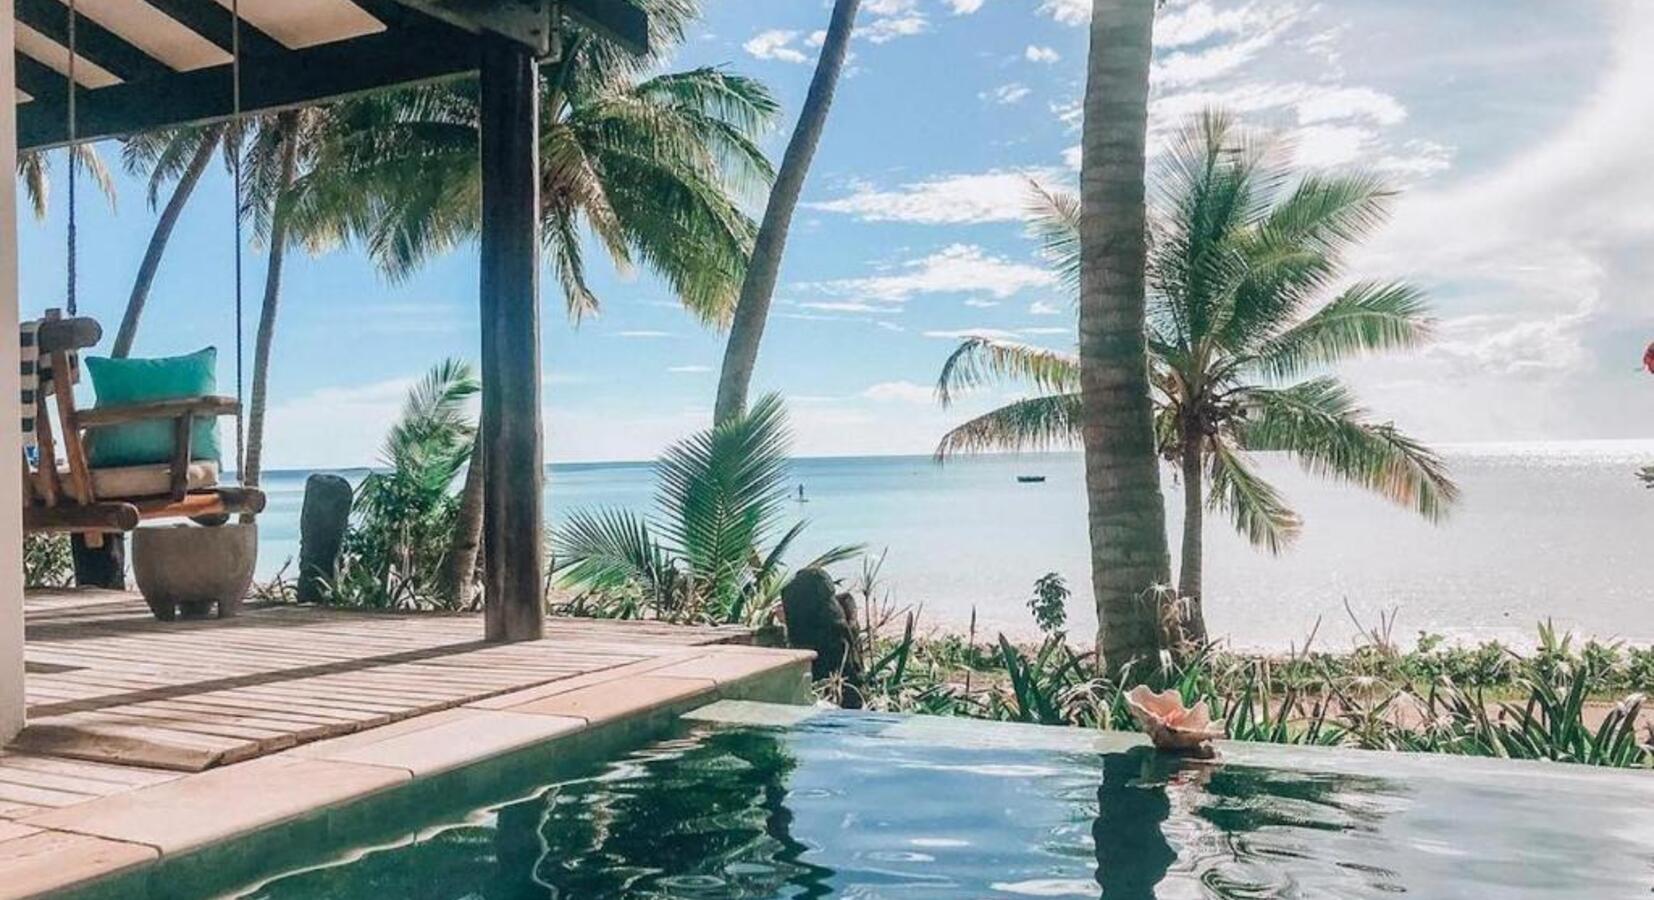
<box><xmin>15</xmin><ymin>0</ymin><xmax>1654</xmax><ymax>467</ymax></box>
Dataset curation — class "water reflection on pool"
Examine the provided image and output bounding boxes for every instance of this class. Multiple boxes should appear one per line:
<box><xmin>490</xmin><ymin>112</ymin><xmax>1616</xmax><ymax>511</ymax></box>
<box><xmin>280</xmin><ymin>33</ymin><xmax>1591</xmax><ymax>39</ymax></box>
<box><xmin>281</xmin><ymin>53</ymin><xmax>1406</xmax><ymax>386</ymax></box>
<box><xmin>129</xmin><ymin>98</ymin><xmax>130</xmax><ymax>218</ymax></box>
<box><xmin>239</xmin><ymin>706</ymin><xmax>1654</xmax><ymax>899</ymax></box>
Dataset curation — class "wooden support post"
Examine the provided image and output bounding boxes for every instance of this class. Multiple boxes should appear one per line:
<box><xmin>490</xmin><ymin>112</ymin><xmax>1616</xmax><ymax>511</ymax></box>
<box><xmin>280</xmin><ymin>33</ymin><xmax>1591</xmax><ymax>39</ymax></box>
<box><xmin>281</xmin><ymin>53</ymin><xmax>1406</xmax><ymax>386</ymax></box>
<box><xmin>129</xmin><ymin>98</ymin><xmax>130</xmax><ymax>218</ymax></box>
<box><xmin>478</xmin><ymin>35</ymin><xmax>544</xmax><ymax>643</ymax></box>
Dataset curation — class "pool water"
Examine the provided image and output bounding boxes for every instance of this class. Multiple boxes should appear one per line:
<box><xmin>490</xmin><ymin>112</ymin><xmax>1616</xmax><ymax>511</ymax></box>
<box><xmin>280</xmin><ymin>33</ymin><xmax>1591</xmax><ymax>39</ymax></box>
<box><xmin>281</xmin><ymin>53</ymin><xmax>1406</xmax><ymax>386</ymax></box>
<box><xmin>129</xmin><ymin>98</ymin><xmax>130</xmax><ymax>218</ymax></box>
<box><xmin>236</xmin><ymin>704</ymin><xmax>1654</xmax><ymax>899</ymax></box>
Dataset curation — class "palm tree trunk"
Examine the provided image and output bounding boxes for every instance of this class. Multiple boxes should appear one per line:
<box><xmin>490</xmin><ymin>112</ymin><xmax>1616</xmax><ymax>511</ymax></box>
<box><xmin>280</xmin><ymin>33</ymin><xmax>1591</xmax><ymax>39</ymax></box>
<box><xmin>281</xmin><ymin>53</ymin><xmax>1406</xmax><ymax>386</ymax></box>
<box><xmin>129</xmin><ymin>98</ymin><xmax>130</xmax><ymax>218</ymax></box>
<box><xmin>1078</xmin><ymin>0</ymin><xmax>1171</xmax><ymax>675</ymax></box>
<box><xmin>443</xmin><ymin>431</ymin><xmax>485</xmax><ymax>608</ymax></box>
<box><xmin>113</xmin><ymin>127</ymin><xmax>221</xmax><ymax>358</ymax></box>
<box><xmin>240</xmin><ymin>112</ymin><xmax>300</xmax><ymax>511</ymax></box>
<box><xmin>713</xmin><ymin>0</ymin><xmax>860</xmax><ymax>426</ymax></box>
<box><xmin>1176</xmin><ymin>437</ymin><xmax>1208</xmax><ymax>647</ymax></box>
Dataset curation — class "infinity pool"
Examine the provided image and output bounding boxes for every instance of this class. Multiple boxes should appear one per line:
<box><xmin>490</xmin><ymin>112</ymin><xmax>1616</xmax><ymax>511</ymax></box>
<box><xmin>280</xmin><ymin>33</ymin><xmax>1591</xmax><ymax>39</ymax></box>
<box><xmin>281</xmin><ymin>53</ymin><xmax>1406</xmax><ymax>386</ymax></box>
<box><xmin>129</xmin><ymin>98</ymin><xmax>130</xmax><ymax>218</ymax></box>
<box><xmin>230</xmin><ymin>702</ymin><xmax>1654</xmax><ymax>899</ymax></box>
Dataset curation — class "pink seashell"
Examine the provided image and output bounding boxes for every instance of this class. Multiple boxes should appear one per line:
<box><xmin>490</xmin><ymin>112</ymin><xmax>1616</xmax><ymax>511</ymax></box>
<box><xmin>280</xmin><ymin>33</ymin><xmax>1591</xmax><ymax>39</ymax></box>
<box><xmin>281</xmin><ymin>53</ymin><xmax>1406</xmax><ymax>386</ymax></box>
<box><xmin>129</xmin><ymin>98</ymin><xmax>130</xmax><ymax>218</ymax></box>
<box><xmin>1125</xmin><ymin>685</ymin><xmax>1223</xmax><ymax>754</ymax></box>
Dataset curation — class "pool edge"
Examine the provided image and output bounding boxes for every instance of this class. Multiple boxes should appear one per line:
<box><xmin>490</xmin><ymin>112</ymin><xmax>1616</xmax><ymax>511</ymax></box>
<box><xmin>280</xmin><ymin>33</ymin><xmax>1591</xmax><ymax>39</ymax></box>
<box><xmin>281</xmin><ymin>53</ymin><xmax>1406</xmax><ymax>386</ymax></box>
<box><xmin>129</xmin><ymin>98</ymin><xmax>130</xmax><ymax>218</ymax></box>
<box><xmin>17</xmin><ymin>648</ymin><xmax>813</xmax><ymax>900</ymax></box>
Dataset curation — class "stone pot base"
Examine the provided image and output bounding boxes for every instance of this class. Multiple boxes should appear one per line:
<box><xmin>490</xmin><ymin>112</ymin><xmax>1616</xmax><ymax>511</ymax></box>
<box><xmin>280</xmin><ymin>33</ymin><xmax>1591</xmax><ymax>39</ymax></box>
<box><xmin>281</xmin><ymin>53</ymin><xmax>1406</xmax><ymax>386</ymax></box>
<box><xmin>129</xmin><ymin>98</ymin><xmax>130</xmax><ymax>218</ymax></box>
<box><xmin>131</xmin><ymin>522</ymin><xmax>258</xmax><ymax>621</ymax></box>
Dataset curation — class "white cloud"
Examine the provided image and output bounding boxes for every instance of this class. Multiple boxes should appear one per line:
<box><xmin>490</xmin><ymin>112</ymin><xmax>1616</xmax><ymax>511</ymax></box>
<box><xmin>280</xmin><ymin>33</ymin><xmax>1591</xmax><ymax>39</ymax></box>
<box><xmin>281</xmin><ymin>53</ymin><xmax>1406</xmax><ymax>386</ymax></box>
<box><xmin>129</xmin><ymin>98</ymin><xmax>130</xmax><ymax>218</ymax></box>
<box><xmin>1147</xmin><ymin>81</ymin><xmax>1432</xmax><ymax>177</ymax></box>
<box><xmin>863</xmin><ymin>380</ymin><xmax>936</xmax><ymax>404</ymax></box>
<box><xmin>1036</xmin><ymin>0</ymin><xmax>1087</xmax><ymax>26</ymax></box>
<box><xmin>743</xmin><ymin>29</ymin><xmax>808</xmax><ymax>63</ymax></box>
<box><xmin>945</xmin><ymin>0</ymin><xmax>985</xmax><ymax>13</ymax></box>
<box><xmin>1425</xmin><ymin>313</ymin><xmax>1591</xmax><ymax>378</ymax></box>
<box><xmin>261</xmin><ymin>377</ymin><xmax>420</xmax><ymax>468</ymax></box>
<box><xmin>964</xmin><ymin>298</ymin><xmax>1000</xmax><ymax>308</ymax></box>
<box><xmin>813</xmin><ymin>245</ymin><xmax>1056</xmax><ymax>302</ymax></box>
<box><xmin>983</xmin><ymin>82</ymin><xmax>1031</xmax><ymax>105</ymax></box>
<box><xmin>807</xmin><ymin>30</ymin><xmax>827</xmax><ymax>47</ymax></box>
<box><xmin>857</xmin><ymin>0</ymin><xmax>929</xmax><ymax>43</ymax></box>
<box><xmin>1155</xmin><ymin>1</ymin><xmax>1293</xmax><ymax>48</ymax></box>
<box><xmin>797</xmin><ymin>300</ymin><xmax>902</xmax><ymax>314</ymax></box>
<box><xmin>923</xmin><ymin>327</ymin><xmax>1022</xmax><ymax>341</ymax></box>
<box><xmin>1288</xmin><ymin>123</ymin><xmax>1372</xmax><ymax>170</ymax></box>
<box><xmin>1331</xmin><ymin>3</ymin><xmax>1654</xmax><ymax>440</ymax></box>
<box><xmin>1020</xmin><ymin>326</ymin><xmax>1072</xmax><ymax>335</ymax></box>
<box><xmin>1152</xmin><ymin>28</ymin><xmax>1283</xmax><ymax>89</ymax></box>
<box><xmin>1294</xmin><ymin>86</ymin><xmax>1407</xmax><ymax>127</ymax></box>
<box><xmin>863</xmin><ymin>14</ymin><xmax>927</xmax><ymax>43</ymax></box>
<box><xmin>1025</xmin><ymin>45</ymin><xmax>1060</xmax><ymax>64</ymax></box>
<box><xmin>1028</xmin><ymin>300</ymin><xmax>1061</xmax><ymax>315</ymax></box>
<box><xmin>810</xmin><ymin>168</ymin><xmax>1065</xmax><ymax>224</ymax></box>
<box><xmin>667</xmin><ymin>365</ymin><xmax>712</xmax><ymax>374</ymax></box>
<box><xmin>1050</xmin><ymin>98</ymin><xmax>1082</xmax><ymax>130</ymax></box>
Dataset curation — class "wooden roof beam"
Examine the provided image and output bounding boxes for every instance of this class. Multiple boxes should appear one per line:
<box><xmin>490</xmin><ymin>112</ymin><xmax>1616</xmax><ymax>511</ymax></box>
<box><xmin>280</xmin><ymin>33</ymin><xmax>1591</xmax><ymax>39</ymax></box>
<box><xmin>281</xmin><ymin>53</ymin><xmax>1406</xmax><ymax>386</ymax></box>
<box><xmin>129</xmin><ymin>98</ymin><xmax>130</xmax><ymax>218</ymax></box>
<box><xmin>392</xmin><ymin>0</ymin><xmax>648</xmax><ymax>58</ymax></box>
<box><xmin>15</xmin><ymin>0</ymin><xmax>175</xmax><ymax>83</ymax></box>
<box><xmin>16</xmin><ymin>21</ymin><xmax>478</xmax><ymax>150</ymax></box>
<box><xmin>13</xmin><ymin>52</ymin><xmax>67</xmax><ymax>105</ymax></box>
<box><xmin>139</xmin><ymin>0</ymin><xmax>287</xmax><ymax>60</ymax></box>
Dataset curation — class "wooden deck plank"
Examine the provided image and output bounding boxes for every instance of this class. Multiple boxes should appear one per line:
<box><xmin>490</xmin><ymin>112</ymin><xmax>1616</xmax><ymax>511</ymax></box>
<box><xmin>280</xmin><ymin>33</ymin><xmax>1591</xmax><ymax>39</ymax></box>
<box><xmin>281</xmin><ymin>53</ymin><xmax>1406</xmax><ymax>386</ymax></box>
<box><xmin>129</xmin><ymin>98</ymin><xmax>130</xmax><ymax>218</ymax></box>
<box><xmin>11</xmin><ymin>590</ymin><xmax>752</xmax><ymax>773</ymax></box>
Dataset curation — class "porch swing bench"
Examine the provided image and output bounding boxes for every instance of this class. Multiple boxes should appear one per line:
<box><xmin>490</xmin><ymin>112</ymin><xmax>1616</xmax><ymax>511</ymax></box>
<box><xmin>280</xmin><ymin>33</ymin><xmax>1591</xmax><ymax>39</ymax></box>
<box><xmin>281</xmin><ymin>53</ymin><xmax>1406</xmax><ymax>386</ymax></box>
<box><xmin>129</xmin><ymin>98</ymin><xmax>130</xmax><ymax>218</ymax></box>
<box><xmin>21</xmin><ymin>312</ymin><xmax>266</xmax><ymax>540</ymax></box>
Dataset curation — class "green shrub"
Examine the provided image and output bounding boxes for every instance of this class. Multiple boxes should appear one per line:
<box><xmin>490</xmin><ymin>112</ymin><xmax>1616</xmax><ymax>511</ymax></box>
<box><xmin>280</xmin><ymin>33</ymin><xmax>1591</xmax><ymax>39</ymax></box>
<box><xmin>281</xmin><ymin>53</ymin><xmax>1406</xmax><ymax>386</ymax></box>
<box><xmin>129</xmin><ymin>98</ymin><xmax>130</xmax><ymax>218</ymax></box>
<box><xmin>23</xmin><ymin>533</ymin><xmax>73</xmax><ymax>588</ymax></box>
<box><xmin>325</xmin><ymin>359</ymin><xmax>477</xmax><ymax>610</ymax></box>
<box><xmin>552</xmin><ymin>395</ymin><xmax>858</xmax><ymax>626</ymax></box>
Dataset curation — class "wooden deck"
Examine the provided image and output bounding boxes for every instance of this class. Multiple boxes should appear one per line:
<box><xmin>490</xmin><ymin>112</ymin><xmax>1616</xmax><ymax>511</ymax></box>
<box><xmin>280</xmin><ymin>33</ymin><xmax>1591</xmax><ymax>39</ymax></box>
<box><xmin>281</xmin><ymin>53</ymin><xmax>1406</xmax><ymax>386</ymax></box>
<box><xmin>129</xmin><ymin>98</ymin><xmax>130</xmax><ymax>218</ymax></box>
<box><xmin>8</xmin><ymin>589</ymin><xmax>751</xmax><ymax>775</ymax></box>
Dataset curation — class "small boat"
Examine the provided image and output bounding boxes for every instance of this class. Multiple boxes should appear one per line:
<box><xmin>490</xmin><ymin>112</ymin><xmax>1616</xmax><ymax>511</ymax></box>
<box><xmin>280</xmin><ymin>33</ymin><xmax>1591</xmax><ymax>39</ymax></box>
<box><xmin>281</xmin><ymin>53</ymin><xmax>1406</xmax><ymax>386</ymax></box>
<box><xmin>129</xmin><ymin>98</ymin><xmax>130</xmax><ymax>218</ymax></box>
<box><xmin>1016</xmin><ymin>475</ymin><xmax>1047</xmax><ymax>484</ymax></box>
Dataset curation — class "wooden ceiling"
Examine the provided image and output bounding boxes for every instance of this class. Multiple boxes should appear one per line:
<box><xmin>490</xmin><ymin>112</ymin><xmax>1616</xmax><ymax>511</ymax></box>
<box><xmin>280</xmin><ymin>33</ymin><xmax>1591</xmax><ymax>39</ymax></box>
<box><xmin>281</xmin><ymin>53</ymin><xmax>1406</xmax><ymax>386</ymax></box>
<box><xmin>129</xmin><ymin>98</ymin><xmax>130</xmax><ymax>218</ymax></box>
<box><xmin>11</xmin><ymin>0</ymin><xmax>647</xmax><ymax>151</ymax></box>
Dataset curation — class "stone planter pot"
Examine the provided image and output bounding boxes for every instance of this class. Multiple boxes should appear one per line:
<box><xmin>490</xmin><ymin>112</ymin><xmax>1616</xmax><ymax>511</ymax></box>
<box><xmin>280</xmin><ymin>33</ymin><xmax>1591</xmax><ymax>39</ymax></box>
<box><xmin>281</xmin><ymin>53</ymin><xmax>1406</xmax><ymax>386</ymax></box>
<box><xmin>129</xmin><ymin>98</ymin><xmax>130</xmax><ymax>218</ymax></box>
<box><xmin>131</xmin><ymin>523</ymin><xmax>258</xmax><ymax>621</ymax></box>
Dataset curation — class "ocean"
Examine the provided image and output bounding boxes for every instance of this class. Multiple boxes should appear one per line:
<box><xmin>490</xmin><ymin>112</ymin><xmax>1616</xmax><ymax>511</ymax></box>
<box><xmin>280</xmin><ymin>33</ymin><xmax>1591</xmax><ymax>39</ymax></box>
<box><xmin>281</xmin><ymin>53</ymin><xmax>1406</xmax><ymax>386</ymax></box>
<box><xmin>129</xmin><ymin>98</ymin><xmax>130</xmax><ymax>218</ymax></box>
<box><xmin>253</xmin><ymin>441</ymin><xmax>1654</xmax><ymax>651</ymax></box>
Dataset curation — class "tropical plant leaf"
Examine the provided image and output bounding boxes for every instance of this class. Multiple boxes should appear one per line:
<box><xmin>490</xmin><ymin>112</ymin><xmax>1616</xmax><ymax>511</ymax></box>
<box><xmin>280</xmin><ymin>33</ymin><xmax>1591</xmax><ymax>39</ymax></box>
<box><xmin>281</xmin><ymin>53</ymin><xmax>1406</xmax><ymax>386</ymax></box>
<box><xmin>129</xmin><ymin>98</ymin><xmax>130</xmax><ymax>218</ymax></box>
<box><xmin>1248</xmin><ymin>280</ymin><xmax>1434</xmax><ymax>379</ymax></box>
<box><xmin>655</xmin><ymin>393</ymin><xmax>793</xmax><ymax>610</ymax></box>
<box><xmin>1206</xmin><ymin>438</ymin><xmax>1302</xmax><ymax>553</ymax></box>
<box><xmin>1239</xmin><ymin>377</ymin><xmax>1459</xmax><ymax>521</ymax></box>
<box><xmin>1026</xmin><ymin>179</ymin><xmax>1081</xmax><ymax>294</ymax></box>
<box><xmin>935</xmin><ymin>337</ymin><xmax>1078</xmax><ymax>407</ymax></box>
<box><xmin>934</xmin><ymin>394</ymin><xmax>1083</xmax><ymax>460</ymax></box>
<box><xmin>552</xmin><ymin>508</ymin><xmax>673</xmax><ymax>601</ymax></box>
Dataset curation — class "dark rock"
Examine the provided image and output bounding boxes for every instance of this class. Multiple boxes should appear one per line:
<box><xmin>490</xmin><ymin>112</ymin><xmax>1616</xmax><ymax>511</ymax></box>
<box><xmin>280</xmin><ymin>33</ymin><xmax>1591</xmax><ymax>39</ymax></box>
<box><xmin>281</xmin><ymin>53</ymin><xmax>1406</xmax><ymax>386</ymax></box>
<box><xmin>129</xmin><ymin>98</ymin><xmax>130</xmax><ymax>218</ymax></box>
<box><xmin>297</xmin><ymin>473</ymin><xmax>353</xmax><ymax>603</ymax></box>
<box><xmin>780</xmin><ymin>567</ymin><xmax>864</xmax><ymax>708</ymax></box>
<box><xmin>71</xmin><ymin>533</ymin><xmax>125</xmax><ymax>589</ymax></box>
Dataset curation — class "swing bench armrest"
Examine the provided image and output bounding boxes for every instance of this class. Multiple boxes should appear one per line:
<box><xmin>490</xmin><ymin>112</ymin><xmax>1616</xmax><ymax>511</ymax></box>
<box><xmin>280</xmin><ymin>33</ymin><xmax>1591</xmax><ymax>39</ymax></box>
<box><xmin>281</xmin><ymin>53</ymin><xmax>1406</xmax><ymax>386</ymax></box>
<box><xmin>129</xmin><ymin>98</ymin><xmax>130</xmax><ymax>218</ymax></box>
<box><xmin>78</xmin><ymin>396</ymin><xmax>240</xmax><ymax>428</ymax></box>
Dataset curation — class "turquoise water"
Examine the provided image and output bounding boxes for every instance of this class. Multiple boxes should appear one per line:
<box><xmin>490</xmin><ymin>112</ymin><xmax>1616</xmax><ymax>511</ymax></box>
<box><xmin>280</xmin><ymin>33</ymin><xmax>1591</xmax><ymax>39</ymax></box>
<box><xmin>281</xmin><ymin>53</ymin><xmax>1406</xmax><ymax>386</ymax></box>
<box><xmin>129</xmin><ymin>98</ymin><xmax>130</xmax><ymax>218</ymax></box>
<box><xmin>235</xmin><ymin>706</ymin><xmax>1654</xmax><ymax>899</ymax></box>
<box><xmin>252</xmin><ymin>440</ymin><xmax>1654</xmax><ymax>648</ymax></box>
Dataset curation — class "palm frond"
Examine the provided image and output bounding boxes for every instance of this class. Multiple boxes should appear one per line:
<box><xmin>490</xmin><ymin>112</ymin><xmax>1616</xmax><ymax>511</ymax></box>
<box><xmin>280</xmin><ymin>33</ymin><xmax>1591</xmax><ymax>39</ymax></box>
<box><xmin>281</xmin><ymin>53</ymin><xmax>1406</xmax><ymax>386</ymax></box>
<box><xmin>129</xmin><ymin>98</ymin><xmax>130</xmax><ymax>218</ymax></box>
<box><xmin>552</xmin><ymin>508</ymin><xmax>673</xmax><ymax>600</ymax></box>
<box><xmin>1238</xmin><ymin>377</ymin><xmax>1459</xmax><ymax>521</ymax></box>
<box><xmin>17</xmin><ymin>145</ymin><xmax>118</xmax><ymax>218</ymax></box>
<box><xmin>1206</xmin><ymin>438</ymin><xmax>1302</xmax><ymax>553</ymax></box>
<box><xmin>1250</xmin><ymin>280</ymin><xmax>1434</xmax><ymax>379</ymax></box>
<box><xmin>1026</xmin><ymin>180</ymin><xmax>1081</xmax><ymax>295</ymax></box>
<box><xmin>1216</xmin><ymin>171</ymin><xmax>1396</xmax><ymax>348</ymax></box>
<box><xmin>936</xmin><ymin>337</ymin><xmax>1078</xmax><ymax>407</ymax></box>
<box><xmin>934</xmin><ymin>394</ymin><xmax>1082</xmax><ymax>459</ymax></box>
<box><xmin>655</xmin><ymin>393</ymin><xmax>793</xmax><ymax>605</ymax></box>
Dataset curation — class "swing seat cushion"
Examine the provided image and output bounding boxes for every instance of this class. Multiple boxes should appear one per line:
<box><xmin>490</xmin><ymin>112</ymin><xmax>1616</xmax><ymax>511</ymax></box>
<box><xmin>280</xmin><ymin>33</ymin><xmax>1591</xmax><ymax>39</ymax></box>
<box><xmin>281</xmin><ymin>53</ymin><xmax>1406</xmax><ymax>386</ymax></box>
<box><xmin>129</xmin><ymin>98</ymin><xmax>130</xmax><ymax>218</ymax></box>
<box><xmin>83</xmin><ymin>347</ymin><xmax>222</xmax><ymax>468</ymax></box>
<box><xmin>89</xmin><ymin>460</ymin><xmax>220</xmax><ymax>499</ymax></box>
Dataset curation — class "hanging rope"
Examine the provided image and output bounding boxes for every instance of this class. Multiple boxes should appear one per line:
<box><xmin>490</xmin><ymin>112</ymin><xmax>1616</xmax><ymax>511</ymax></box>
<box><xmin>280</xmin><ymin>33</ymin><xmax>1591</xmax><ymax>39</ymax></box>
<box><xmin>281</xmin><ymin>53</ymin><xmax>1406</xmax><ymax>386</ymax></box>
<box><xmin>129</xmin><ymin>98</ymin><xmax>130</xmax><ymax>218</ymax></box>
<box><xmin>230</xmin><ymin>0</ymin><xmax>247</xmax><ymax>478</ymax></box>
<box><xmin>65</xmin><ymin>0</ymin><xmax>78</xmax><ymax>315</ymax></box>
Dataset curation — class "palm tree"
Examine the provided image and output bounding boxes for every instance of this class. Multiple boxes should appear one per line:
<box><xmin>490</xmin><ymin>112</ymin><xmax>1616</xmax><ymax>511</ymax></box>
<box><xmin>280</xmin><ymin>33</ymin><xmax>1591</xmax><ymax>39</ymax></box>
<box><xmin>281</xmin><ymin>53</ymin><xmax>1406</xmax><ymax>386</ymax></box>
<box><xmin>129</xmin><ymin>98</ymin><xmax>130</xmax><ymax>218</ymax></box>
<box><xmin>713</xmin><ymin>0</ymin><xmax>861</xmax><ymax>425</ymax></box>
<box><xmin>552</xmin><ymin>394</ymin><xmax>859</xmax><ymax>625</ymax></box>
<box><xmin>336</xmin><ymin>358</ymin><xmax>479</xmax><ymax>609</ymax></box>
<box><xmin>16</xmin><ymin>145</ymin><xmax>115</xmax><ymax>221</ymax></box>
<box><xmin>288</xmin><ymin>0</ymin><xmax>776</xmax><ymax>598</ymax></box>
<box><xmin>113</xmin><ymin>124</ymin><xmax>228</xmax><ymax>357</ymax></box>
<box><xmin>287</xmin><ymin>2</ymin><xmax>775</xmax><ymax>320</ymax></box>
<box><xmin>238</xmin><ymin>109</ymin><xmax>329</xmax><ymax>503</ymax></box>
<box><xmin>1078</xmin><ymin>0</ymin><xmax>1170</xmax><ymax>673</ymax></box>
<box><xmin>936</xmin><ymin>111</ymin><xmax>1460</xmax><ymax>644</ymax></box>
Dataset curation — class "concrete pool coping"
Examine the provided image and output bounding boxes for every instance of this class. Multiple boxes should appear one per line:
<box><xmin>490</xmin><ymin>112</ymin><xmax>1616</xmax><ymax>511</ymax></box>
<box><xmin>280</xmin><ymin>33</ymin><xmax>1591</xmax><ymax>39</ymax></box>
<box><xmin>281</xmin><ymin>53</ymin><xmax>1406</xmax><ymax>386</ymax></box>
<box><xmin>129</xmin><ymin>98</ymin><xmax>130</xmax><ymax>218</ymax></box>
<box><xmin>688</xmin><ymin>701</ymin><xmax>1654</xmax><ymax>799</ymax></box>
<box><xmin>0</xmin><ymin>647</ymin><xmax>813</xmax><ymax>899</ymax></box>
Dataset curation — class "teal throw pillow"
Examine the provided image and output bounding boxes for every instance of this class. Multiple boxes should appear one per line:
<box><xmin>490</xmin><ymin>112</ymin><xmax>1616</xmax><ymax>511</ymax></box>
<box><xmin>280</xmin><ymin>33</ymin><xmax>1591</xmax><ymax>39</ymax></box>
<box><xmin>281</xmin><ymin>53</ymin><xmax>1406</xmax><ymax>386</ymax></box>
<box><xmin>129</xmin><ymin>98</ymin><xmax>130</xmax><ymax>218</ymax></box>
<box><xmin>84</xmin><ymin>347</ymin><xmax>222</xmax><ymax>468</ymax></box>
